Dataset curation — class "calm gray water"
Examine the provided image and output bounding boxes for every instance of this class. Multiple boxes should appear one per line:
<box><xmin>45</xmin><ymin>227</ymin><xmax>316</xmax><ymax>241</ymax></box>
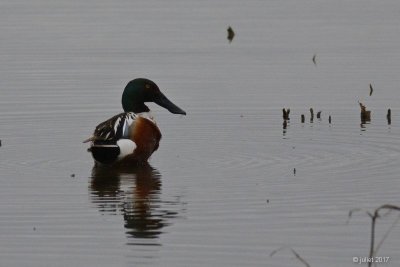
<box><xmin>1</xmin><ymin>0</ymin><xmax>400</xmax><ymax>266</ymax></box>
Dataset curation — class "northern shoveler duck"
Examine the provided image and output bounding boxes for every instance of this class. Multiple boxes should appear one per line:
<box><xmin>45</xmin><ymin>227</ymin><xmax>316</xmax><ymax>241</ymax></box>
<box><xmin>84</xmin><ymin>78</ymin><xmax>186</xmax><ymax>165</ymax></box>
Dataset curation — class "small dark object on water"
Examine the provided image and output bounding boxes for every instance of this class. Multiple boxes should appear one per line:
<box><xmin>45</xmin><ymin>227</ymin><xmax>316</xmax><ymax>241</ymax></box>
<box><xmin>310</xmin><ymin>108</ymin><xmax>314</xmax><ymax>122</ymax></box>
<box><xmin>227</xmin><ymin>26</ymin><xmax>235</xmax><ymax>43</ymax></box>
<box><xmin>33</xmin><ymin>227</ymin><xmax>36</xmax><ymax>231</ymax></box>
<box><xmin>359</xmin><ymin>102</ymin><xmax>371</xmax><ymax>123</ymax></box>
<box><xmin>301</xmin><ymin>114</ymin><xmax>305</xmax><ymax>123</ymax></box>
<box><xmin>387</xmin><ymin>109</ymin><xmax>391</xmax><ymax>125</ymax></box>
<box><xmin>312</xmin><ymin>54</ymin><xmax>317</xmax><ymax>65</ymax></box>
<box><xmin>266</xmin><ymin>199</ymin><xmax>269</xmax><ymax>203</ymax></box>
<box><xmin>70</xmin><ymin>174</ymin><xmax>75</xmax><ymax>178</ymax></box>
<box><xmin>369</xmin><ymin>83</ymin><xmax>373</xmax><ymax>96</ymax></box>
<box><xmin>317</xmin><ymin>111</ymin><xmax>321</xmax><ymax>119</ymax></box>
<box><xmin>293</xmin><ymin>168</ymin><xmax>296</xmax><ymax>175</ymax></box>
<box><xmin>282</xmin><ymin>108</ymin><xmax>290</xmax><ymax>120</ymax></box>
<box><xmin>0</xmin><ymin>140</ymin><xmax>1</xmax><ymax>147</ymax></box>
<box><xmin>329</xmin><ymin>115</ymin><xmax>332</xmax><ymax>124</ymax></box>
<box><xmin>283</xmin><ymin>120</ymin><xmax>287</xmax><ymax>129</ymax></box>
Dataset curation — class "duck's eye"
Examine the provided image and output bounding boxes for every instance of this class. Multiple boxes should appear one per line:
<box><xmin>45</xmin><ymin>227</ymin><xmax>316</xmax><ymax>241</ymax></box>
<box><xmin>145</xmin><ymin>84</ymin><xmax>151</xmax><ymax>89</ymax></box>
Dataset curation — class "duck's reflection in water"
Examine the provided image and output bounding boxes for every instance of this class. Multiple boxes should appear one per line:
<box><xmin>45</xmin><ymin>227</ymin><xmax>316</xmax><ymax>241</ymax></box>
<box><xmin>90</xmin><ymin>163</ymin><xmax>179</xmax><ymax>241</ymax></box>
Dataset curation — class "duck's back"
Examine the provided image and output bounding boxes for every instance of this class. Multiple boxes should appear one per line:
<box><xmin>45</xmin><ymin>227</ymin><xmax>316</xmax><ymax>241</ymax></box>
<box><xmin>86</xmin><ymin>112</ymin><xmax>161</xmax><ymax>165</ymax></box>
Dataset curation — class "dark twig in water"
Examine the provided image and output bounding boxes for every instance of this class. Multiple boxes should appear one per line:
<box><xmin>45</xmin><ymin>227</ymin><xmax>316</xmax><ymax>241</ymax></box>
<box><xmin>291</xmin><ymin>248</ymin><xmax>311</xmax><ymax>267</ymax></box>
<box><xmin>312</xmin><ymin>54</ymin><xmax>317</xmax><ymax>66</ymax></box>
<box><xmin>359</xmin><ymin>102</ymin><xmax>371</xmax><ymax>123</ymax></box>
<box><xmin>227</xmin><ymin>26</ymin><xmax>235</xmax><ymax>43</ymax></box>
<box><xmin>374</xmin><ymin>214</ymin><xmax>400</xmax><ymax>257</ymax></box>
<box><xmin>387</xmin><ymin>109</ymin><xmax>391</xmax><ymax>125</ymax></box>
<box><xmin>346</xmin><ymin>208</ymin><xmax>362</xmax><ymax>224</ymax></box>
<box><xmin>270</xmin><ymin>246</ymin><xmax>310</xmax><ymax>267</ymax></box>
<box><xmin>282</xmin><ymin>108</ymin><xmax>290</xmax><ymax>120</ymax></box>
<box><xmin>310</xmin><ymin>108</ymin><xmax>314</xmax><ymax>123</ymax></box>
<box><xmin>301</xmin><ymin>114</ymin><xmax>305</xmax><ymax>123</ymax></box>
<box><xmin>347</xmin><ymin>204</ymin><xmax>400</xmax><ymax>267</ymax></box>
<box><xmin>369</xmin><ymin>83</ymin><xmax>373</xmax><ymax>96</ymax></box>
<box><xmin>328</xmin><ymin>115</ymin><xmax>332</xmax><ymax>124</ymax></box>
<box><xmin>269</xmin><ymin>246</ymin><xmax>286</xmax><ymax>257</ymax></box>
<box><xmin>316</xmin><ymin>111</ymin><xmax>321</xmax><ymax>119</ymax></box>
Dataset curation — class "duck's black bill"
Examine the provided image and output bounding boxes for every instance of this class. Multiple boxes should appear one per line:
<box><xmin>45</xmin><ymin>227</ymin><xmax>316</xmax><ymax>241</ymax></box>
<box><xmin>154</xmin><ymin>93</ymin><xmax>186</xmax><ymax>115</ymax></box>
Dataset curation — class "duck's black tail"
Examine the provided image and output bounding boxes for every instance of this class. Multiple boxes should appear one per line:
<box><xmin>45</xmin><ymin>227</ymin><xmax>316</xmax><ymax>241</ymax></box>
<box><xmin>90</xmin><ymin>141</ymin><xmax>120</xmax><ymax>164</ymax></box>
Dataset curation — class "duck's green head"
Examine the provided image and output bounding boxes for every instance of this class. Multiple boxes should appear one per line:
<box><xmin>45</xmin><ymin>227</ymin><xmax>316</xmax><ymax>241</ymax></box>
<box><xmin>122</xmin><ymin>78</ymin><xmax>186</xmax><ymax>115</ymax></box>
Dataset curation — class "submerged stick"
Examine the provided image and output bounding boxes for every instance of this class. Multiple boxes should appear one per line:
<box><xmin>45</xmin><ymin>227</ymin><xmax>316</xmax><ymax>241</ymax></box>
<box><xmin>269</xmin><ymin>246</ymin><xmax>286</xmax><ymax>257</ymax></box>
<box><xmin>347</xmin><ymin>204</ymin><xmax>400</xmax><ymax>267</ymax></box>
<box><xmin>291</xmin><ymin>248</ymin><xmax>311</xmax><ymax>267</ymax></box>
<box><xmin>227</xmin><ymin>26</ymin><xmax>235</xmax><ymax>43</ymax></box>
<box><xmin>359</xmin><ymin>102</ymin><xmax>371</xmax><ymax>123</ymax></box>
<box><xmin>387</xmin><ymin>109</ymin><xmax>391</xmax><ymax>125</ymax></box>
<box><xmin>301</xmin><ymin>114</ymin><xmax>305</xmax><ymax>123</ymax></box>
<box><xmin>270</xmin><ymin>246</ymin><xmax>310</xmax><ymax>267</ymax></box>
<box><xmin>374</xmin><ymin>214</ymin><xmax>400</xmax><ymax>257</ymax></box>
<box><xmin>368</xmin><ymin>212</ymin><xmax>377</xmax><ymax>266</ymax></box>
<box><xmin>310</xmin><ymin>108</ymin><xmax>314</xmax><ymax>123</ymax></box>
<box><xmin>282</xmin><ymin>108</ymin><xmax>290</xmax><ymax>120</ymax></box>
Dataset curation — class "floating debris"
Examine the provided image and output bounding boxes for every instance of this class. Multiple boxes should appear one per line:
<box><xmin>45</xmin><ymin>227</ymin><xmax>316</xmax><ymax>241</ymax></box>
<box><xmin>266</xmin><ymin>199</ymin><xmax>269</xmax><ymax>203</ymax></box>
<box><xmin>33</xmin><ymin>227</ymin><xmax>36</xmax><ymax>231</ymax></box>
<box><xmin>310</xmin><ymin>108</ymin><xmax>314</xmax><ymax>122</ymax></box>
<box><xmin>369</xmin><ymin>83</ymin><xmax>373</xmax><ymax>96</ymax></box>
<box><xmin>301</xmin><ymin>114</ymin><xmax>305</xmax><ymax>123</ymax></box>
<box><xmin>359</xmin><ymin>102</ymin><xmax>371</xmax><ymax>123</ymax></box>
<box><xmin>293</xmin><ymin>168</ymin><xmax>296</xmax><ymax>176</ymax></box>
<box><xmin>70</xmin><ymin>174</ymin><xmax>75</xmax><ymax>178</ymax></box>
<box><xmin>282</xmin><ymin>108</ymin><xmax>290</xmax><ymax>120</ymax></box>
<box><xmin>312</xmin><ymin>54</ymin><xmax>317</xmax><ymax>65</ymax></box>
<box><xmin>227</xmin><ymin>26</ymin><xmax>235</xmax><ymax>43</ymax></box>
<box><xmin>387</xmin><ymin>109</ymin><xmax>391</xmax><ymax>125</ymax></box>
<box><xmin>283</xmin><ymin>120</ymin><xmax>287</xmax><ymax>129</ymax></box>
<box><xmin>329</xmin><ymin>115</ymin><xmax>332</xmax><ymax>124</ymax></box>
<box><xmin>317</xmin><ymin>111</ymin><xmax>322</xmax><ymax>119</ymax></box>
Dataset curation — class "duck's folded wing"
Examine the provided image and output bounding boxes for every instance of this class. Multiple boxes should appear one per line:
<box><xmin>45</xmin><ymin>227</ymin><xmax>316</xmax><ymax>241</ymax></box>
<box><xmin>83</xmin><ymin>112</ymin><xmax>137</xmax><ymax>143</ymax></box>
